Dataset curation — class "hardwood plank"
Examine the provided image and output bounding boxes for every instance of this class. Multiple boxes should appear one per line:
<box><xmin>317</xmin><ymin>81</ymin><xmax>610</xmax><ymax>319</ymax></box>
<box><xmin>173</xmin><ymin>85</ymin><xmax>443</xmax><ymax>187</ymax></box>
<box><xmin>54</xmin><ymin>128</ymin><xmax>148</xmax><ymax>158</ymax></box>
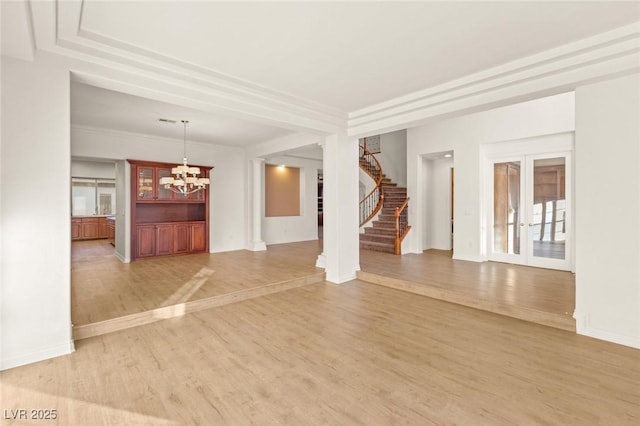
<box><xmin>360</xmin><ymin>248</ymin><xmax>575</xmax><ymax>318</ymax></box>
<box><xmin>73</xmin><ymin>271</ymin><xmax>326</xmax><ymax>340</ymax></box>
<box><xmin>2</xmin><ymin>281</ymin><xmax>638</xmax><ymax>425</ymax></box>
<box><xmin>71</xmin><ymin>239</ymin><xmax>323</xmax><ymax>326</ymax></box>
<box><xmin>73</xmin><ymin>240</ymin><xmax>577</xmax><ymax>338</ymax></box>
<box><xmin>357</xmin><ymin>270</ymin><xmax>575</xmax><ymax>331</ymax></box>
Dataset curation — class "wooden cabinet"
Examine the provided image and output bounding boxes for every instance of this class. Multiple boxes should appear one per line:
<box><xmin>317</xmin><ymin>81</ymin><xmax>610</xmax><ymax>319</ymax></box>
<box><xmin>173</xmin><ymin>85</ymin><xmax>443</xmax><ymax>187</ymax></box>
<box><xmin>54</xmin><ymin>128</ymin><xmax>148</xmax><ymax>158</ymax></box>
<box><xmin>132</xmin><ymin>161</ymin><xmax>208</xmax><ymax>203</ymax></box>
<box><xmin>71</xmin><ymin>219</ymin><xmax>82</xmax><ymax>240</ymax></box>
<box><xmin>173</xmin><ymin>223</ymin><xmax>190</xmax><ymax>254</ymax></box>
<box><xmin>98</xmin><ymin>219</ymin><xmax>109</xmax><ymax>239</ymax></box>
<box><xmin>190</xmin><ymin>223</ymin><xmax>207</xmax><ymax>252</ymax></box>
<box><xmin>135</xmin><ymin>222</ymin><xmax>206</xmax><ymax>258</ymax></box>
<box><xmin>156</xmin><ymin>224</ymin><xmax>174</xmax><ymax>256</ymax></box>
<box><xmin>81</xmin><ymin>218</ymin><xmax>100</xmax><ymax>239</ymax></box>
<box><xmin>106</xmin><ymin>217</ymin><xmax>116</xmax><ymax>246</ymax></box>
<box><xmin>130</xmin><ymin>160</ymin><xmax>211</xmax><ymax>261</ymax></box>
<box><xmin>136</xmin><ymin>225</ymin><xmax>157</xmax><ymax>258</ymax></box>
<box><xmin>72</xmin><ymin>217</ymin><xmax>111</xmax><ymax>241</ymax></box>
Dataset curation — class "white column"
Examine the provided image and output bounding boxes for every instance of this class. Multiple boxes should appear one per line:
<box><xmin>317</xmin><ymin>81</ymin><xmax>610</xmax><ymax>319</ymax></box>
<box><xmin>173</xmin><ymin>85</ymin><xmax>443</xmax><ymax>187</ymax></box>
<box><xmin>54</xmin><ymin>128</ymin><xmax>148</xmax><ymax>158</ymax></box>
<box><xmin>248</xmin><ymin>158</ymin><xmax>267</xmax><ymax>251</ymax></box>
<box><xmin>321</xmin><ymin>132</ymin><xmax>360</xmax><ymax>283</ymax></box>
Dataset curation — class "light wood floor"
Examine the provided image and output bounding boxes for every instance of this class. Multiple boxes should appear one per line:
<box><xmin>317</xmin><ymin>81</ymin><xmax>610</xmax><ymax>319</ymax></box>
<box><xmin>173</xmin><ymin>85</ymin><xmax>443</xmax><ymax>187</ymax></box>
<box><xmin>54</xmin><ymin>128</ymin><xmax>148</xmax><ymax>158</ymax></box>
<box><xmin>71</xmin><ymin>240</ymin><xmax>576</xmax><ymax>337</ymax></box>
<box><xmin>2</xmin><ymin>280</ymin><xmax>638</xmax><ymax>425</ymax></box>
<box><xmin>359</xmin><ymin>249</ymin><xmax>576</xmax><ymax>331</ymax></box>
<box><xmin>71</xmin><ymin>239</ymin><xmax>323</xmax><ymax>326</ymax></box>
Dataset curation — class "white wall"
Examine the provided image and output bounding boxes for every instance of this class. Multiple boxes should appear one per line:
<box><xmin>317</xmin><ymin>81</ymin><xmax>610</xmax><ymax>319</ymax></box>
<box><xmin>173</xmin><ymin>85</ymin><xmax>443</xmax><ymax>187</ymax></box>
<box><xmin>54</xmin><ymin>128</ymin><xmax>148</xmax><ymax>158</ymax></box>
<box><xmin>376</xmin><ymin>129</ymin><xmax>407</xmax><ymax>187</ymax></box>
<box><xmin>71</xmin><ymin>159</ymin><xmax>116</xmax><ymax>179</ymax></box>
<box><xmin>1</xmin><ymin>54</ymin><xmax>74</xmax><ymax>370</ymax></box>
<box><xmin>263</xmin><ymin>155</ymin><xmax>322</xmax><ymax>245</ymax></box>
<box><xmin>575</xmin><ymin>73</ymin><xmax>640</xmax><ymax>348</ymax></box>
<box><xmin>407</xmin><ymin>92</ymin><xmax>575</xmax><ymax>261</ymax></box>
<box><xmin>71</xmin><ymin>126</ymin><xmax>248</xmax><ymax>255</ymax></box>
<box><xmin>424</xmin><ymin>157</ymin><xmax>453</xmax><ymax>250</ymax></box>
<box><xmin>114</xmin><ymin>160</ymin><xmax>128</xmax><ymax>261</ymax></box>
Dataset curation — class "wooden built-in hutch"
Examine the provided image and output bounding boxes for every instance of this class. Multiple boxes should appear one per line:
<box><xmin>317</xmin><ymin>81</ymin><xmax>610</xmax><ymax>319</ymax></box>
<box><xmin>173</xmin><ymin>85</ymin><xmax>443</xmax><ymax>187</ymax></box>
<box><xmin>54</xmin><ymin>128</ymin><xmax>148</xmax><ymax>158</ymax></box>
<box><xmin>129</xmin><ymin>160</ymin><xmax>211</xmax><ymax>261</ymax></box>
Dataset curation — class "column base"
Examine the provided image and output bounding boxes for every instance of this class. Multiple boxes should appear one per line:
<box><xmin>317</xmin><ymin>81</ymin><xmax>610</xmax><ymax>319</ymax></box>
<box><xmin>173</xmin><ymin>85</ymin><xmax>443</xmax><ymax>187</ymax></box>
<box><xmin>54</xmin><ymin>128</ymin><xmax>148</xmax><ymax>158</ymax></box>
<box><xmin>248</xmin><ymin>241</ymin><xmax>267</xmax><ymax>251</ymax></box>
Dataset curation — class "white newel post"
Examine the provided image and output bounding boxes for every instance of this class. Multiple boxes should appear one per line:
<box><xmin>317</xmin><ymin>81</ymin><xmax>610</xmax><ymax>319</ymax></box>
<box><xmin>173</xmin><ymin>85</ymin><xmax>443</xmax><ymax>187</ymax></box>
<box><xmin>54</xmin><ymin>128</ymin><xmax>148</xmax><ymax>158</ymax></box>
<box><xmin>249</xmin><ymin>158</ymin><xmax>267</xmax><ymax>251</ymax></box>
<box><xmin>320</xmin><ymin>132</ymin><xmax>360</xmax><ymax>283</ymax></box>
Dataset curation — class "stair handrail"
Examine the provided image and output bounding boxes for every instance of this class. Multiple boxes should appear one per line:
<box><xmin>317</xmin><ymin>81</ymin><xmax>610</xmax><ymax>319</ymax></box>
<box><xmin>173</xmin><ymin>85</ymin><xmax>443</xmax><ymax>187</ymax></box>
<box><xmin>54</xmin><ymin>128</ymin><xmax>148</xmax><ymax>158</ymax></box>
<box><xmin>394</xmin><ymin>197</ymin><xmax>411</xmax><ymax>255</ymax></box>
<box><xmin>359</xmin><ymin>145</ymin><xmax>384</xmax><ymax>226</ymax></box>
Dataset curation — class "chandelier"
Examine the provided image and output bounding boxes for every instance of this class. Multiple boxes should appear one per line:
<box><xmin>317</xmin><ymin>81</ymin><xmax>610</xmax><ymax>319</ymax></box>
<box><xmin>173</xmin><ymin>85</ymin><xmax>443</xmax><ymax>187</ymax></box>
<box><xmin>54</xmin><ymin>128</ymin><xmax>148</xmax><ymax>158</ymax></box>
<box><xmin>159</xmin><ymin>120</ymin><xmax>210</xmax><ymax>195</ymax></box>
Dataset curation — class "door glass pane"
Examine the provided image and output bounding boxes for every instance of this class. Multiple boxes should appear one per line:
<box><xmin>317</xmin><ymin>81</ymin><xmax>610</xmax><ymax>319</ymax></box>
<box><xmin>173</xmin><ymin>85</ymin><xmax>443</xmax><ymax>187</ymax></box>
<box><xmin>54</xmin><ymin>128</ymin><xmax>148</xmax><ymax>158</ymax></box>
<box><xmin>493</xmin><ymin>162</ymin><xmax>521</xmax><ymax>255</ymax></box>
<box><xmin>532</xmin><ymin>158</ymin><xmax>565</xmax><ymax>260</ymax></box>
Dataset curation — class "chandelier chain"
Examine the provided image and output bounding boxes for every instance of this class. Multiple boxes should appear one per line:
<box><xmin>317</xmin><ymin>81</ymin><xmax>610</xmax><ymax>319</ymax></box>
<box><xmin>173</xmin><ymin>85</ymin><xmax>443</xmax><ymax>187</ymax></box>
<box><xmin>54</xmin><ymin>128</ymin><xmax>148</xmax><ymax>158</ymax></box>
<box><xmin>158</xmin><ymin>119</ymin><xmax>210</xmax><ymax>195</ymax></box>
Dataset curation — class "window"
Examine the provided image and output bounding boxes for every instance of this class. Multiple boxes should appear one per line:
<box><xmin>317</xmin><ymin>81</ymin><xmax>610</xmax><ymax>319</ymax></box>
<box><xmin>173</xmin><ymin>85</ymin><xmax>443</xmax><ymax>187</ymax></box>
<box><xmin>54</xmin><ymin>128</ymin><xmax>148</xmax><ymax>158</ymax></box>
<box><xmin>72</xmin><ymin>178</ymin><xmax>116</xmax><ymax>216</ymax></box>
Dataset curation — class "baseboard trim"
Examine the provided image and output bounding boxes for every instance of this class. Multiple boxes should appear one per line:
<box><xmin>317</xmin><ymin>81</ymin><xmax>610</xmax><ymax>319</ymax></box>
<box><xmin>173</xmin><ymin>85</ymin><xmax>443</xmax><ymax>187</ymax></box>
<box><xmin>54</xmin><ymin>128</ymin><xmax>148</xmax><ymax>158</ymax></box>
<box><xmin>315</xmin><ymin>253</ymin><xmax>326</xmax><ymax>268</ymax></box>
<box><xmin>577</xmin><ymin>326</ymin><xmax>640</xmax><ymax>349</ymax></box>
<box><xmin>1</xmin><ymin>340</ymin><xmax>75</xmax><ymax>371</ymax></box>
<box><xmin>248</xmin><ymin>241</ymin><xmax>267</xmax><ymax>251</ymax></box>
<box><xmin>451</xmin><ymin>254</ymin><xmax>484</xmax><ymax>263</ymax></box>
<box><xmin>73</xmin><ymin>271</ymin><xmax>326</xmax><ymax>340</ymax></box>
<box><xmin>114</xmin><ymin>250</ymin><xmax>126</xmax><ymax>263</ymax></box>
<box><xmin>327</xmin><ymin>271</ymin><xmax>358</xmax><ymax>284</ymax></box>
<box><xmin>356</xmin><ymin>270</ymin><xmax>575</xmax><ymax>332</ymax></box>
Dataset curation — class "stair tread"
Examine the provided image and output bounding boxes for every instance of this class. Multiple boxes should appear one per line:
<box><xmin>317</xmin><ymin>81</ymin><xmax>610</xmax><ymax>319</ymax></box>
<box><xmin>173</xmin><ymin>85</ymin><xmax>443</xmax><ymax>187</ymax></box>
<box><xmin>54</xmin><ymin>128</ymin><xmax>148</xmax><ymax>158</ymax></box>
<box><xmin>360</xmin><ymin>233</ymin><xmax>395</xmax><ymax>240</ymax></box>
<box><xmin>359</xmin><ymin>241</ymin><xmax>395</xmax><ymax>253</ymax></box>
<box><xmin>359</xmin><ymin>240</ymin><xmax>394</xmax><ymax>247</ymax></box>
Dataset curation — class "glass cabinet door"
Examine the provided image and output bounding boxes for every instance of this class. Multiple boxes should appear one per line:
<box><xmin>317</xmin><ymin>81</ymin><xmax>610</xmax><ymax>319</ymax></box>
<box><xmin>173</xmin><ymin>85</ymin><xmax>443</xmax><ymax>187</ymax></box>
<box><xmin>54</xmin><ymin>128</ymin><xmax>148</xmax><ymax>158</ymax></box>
<box><xmin>187</xmin><ymin>169</ymin><xmax>208</xmax><ymax>201</ymax></box>
<box><xmin>188</xmin><ymin>185</ymin><xmax>206</xmax><ymax>201</ymax></box>
<box><xmin>137</xmin><ymin>167</ymin><xmax>154</xmax><ymax>200</ymax></box>
<box><xmin>156</xmin><ymin>168</ymin><xmax>175</xmax><ymax>200</ymax></box>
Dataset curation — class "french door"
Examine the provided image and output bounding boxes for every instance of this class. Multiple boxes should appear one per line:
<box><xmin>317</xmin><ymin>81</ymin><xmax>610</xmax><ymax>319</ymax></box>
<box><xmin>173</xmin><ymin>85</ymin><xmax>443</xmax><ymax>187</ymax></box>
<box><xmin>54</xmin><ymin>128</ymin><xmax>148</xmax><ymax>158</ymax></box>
<box><xmin>489</xmin><ymin>152</ymin><xmax>572</xmax><ymax>270</ymax></box>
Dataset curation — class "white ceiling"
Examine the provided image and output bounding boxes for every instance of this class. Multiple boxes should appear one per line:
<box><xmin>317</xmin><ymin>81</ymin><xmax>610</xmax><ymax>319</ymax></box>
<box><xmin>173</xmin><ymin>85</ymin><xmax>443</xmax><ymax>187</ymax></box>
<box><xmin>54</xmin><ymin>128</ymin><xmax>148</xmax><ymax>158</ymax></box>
<box><xmin>4</xmin><ymin>1</ymin><xmax>640</xmax><ymax>148</ymax></box>
<box><xmin>71</xmin><ymin>82</ymin><xmax>294</xmax><ymax>146</ymax></box>
<box><xmin>79</xmin><ymin>1</ymin><xmax>640</xmax><ymax>112</ymax></box>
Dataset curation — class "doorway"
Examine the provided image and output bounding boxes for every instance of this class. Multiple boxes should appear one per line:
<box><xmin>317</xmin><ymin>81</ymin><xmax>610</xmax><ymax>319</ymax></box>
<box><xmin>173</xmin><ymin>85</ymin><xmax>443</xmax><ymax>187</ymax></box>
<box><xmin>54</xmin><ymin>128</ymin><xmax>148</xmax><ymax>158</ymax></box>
<box><xmin>488</xmin><ymin>152</ymin><xmax>572</xmax><ymax>271</ymax></box>
<box><xmin>422</xmin><ymin>152</ymin><xmax>454</xmax><ymax>252</ymax></box>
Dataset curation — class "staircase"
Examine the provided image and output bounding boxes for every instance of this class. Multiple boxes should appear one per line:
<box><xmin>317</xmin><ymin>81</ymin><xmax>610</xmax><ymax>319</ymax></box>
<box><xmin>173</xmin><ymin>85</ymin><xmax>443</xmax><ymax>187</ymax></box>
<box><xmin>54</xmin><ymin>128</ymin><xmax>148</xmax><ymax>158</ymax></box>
<box><xmin>359</xmin><ymin>149</ymin><xmax>411</xmax><ymax>254</ymax></box>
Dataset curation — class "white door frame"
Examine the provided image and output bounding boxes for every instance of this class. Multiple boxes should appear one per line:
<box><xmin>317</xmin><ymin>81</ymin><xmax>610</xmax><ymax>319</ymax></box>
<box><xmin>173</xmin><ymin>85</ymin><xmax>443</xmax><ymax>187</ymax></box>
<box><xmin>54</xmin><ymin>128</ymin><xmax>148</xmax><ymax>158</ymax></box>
<box><xmin>483</xmin><ymin>133</ymin><xmax>574</xmax><ymax>271</ymax></box>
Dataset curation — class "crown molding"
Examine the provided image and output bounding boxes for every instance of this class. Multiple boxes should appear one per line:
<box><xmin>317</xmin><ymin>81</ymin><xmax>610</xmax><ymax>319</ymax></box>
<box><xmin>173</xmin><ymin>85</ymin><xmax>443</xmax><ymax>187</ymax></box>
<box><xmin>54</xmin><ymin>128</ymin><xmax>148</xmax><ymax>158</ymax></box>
<box><xmin>30</xmin><ymin>1</ymin><xmax>346</xmax><ymax>135</ymax></box>
<box><xmin>348</xmin><ymin>22</ymin><xmax>640</xmax><ymax>137</ymax></box>
<box><xmin>25</xmin><ymin>2</ymin><xmax>640</xmax><ymax>139</ymax></box>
